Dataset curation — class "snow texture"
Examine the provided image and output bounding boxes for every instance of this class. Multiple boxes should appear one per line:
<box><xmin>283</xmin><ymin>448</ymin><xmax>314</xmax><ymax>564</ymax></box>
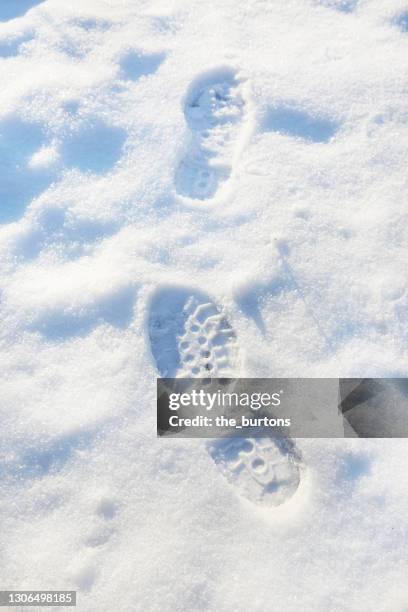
<box><xmin>1</xmin><ymin>0</ymin><xmax>408</xmax><ymax>610</ymax></box>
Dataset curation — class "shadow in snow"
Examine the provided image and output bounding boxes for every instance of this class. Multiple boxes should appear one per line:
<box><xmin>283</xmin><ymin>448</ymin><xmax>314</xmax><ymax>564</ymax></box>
<box><xmin>16</xmin><ymin>208</ymin><xmax>119</xmax><ymax>261</ymax></box>
<box><xmin>395</xmin><ymin>12</ymin><xmax>408</xmax><ymax>32</ymax></box>
<box><xmin>0</xmin><ymin>33</ymin><xmax>33</xmax><ymax>58</ymax></box>
<box><xmin>0</xmin><ymin>0</ymin><xmax>44</xmax><ymax>22</ymax></box>
<box><xmin>337</xmin><ymin>452</ymin><xmax>371</xmax><ymax>483</ymax></box>
<box><xmin>60</xmin><ymin>119</ymin><xmax>126</xmax><ymax>174</ymax></box>
<box><xmin>320</xmin><ymin>0</ymin><xmax>358</xmax><ymax>13</ymax></box>
<box><xmin>75</xmin><ymin>17</ymin><xmax>112</xmax><ymax>32</ymax></box>
<box><xmin>120</xmin><ymin>50</ymin><xmax>165</xmax><ymax>81</ymax></box>
<box><xmin>262</xmin><ymin>106</ymin><xmax>338</xmax><ymax>143</ymax></box>
<box><xmin>235</xmin><ymin>275</ymin><xmax>296</xmax><ymax>335</ymax></box>
<box><xmin>1</xmin><ymin>430</ymin><xmax>95</xmax><ymax>481</ymax></box>
<box><xmin>31</xmin><ymin>286</ymin><xmax>136</xmax><ymax>341</ymax></box>
<box><xmin>0</xmin><ymin>117</ymin><xmax>55</xmax><ymax>224</ymax></box>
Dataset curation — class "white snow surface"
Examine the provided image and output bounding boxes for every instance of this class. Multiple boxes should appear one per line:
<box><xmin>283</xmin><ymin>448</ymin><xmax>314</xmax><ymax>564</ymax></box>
<box><xmin>1</xmin><ymin>0</ymin><xmax>408</xmax><ymax>610</ymax></box>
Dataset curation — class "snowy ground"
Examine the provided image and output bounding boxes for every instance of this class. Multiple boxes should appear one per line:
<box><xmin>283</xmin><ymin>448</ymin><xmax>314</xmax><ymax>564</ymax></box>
<box><xmin>1</xmin><ymin>0</ymin><xmax>408</xmax><ymax>610</ymax></box>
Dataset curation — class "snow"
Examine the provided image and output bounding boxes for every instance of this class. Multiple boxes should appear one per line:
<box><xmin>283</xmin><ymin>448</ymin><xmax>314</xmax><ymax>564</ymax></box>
<box><xmin>0</xmin><ymin>0</ymin><xmax>408</xmax><ymax>610</ymax></box>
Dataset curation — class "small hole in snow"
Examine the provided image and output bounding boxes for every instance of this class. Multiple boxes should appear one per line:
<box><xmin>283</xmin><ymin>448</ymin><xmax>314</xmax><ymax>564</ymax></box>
<box><xmin>252</xmin><ymin>458</ymin><xmax>265</xmax><ymax>472</ymax></box>
<box><xmin>241</xmin><ymin>440</ymin><xmax>254</xmax><ymax>453</ymax></box>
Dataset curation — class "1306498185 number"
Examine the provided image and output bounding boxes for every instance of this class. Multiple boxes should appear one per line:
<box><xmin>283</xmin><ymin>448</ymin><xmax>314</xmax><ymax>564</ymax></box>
<box><xmin>0</xmin><ymin>591</ymin><xmax>76</xmax><ymax>607</ymax></box>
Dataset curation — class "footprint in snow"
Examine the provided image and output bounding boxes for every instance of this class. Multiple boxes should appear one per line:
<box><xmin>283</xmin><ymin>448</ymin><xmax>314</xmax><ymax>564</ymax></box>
<box><xmin>148</xmin><ymin>286</ymin><xmax>302</xmax><ymax>507</ymax></box>
<box><xmin>84</xmin><ymin>497</ymin><xmax>118</xmax><ymax>549</ymax></box>
<box><xmin>72</xmin><ymin>497</ymin><xmax>118</xmax><ymax>593</ymax></box>
<box><xmin>175</xmin><ymin>68</ymin><xmax>249</xmax><ymax>202</ymax></box>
